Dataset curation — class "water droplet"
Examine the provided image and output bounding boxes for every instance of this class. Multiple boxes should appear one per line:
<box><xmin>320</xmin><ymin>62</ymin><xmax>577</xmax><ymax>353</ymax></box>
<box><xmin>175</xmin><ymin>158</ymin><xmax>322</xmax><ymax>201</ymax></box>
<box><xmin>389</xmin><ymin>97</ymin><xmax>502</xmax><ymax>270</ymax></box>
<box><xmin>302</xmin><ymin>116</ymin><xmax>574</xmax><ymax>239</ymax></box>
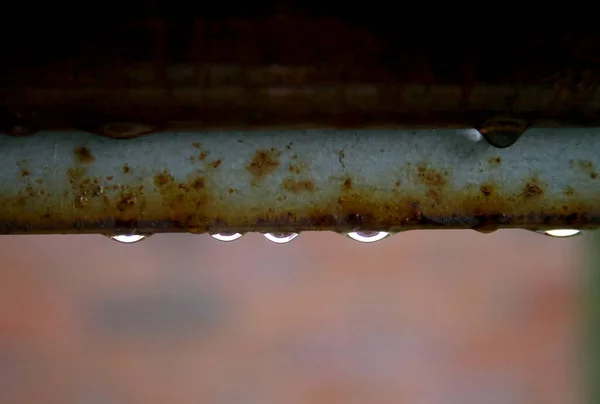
<box><xmin>264</xmin><ymin>232</ymin><xmax>298</xmax><ymax>244</ymax></box>
<box><xmin>111</xmin><ymin>234</ymin><xmax>147</xmax><ymax>243</ymax></box>
<box><xmin>211</xmin><ymin>232</ymin><xmax>243</xmax><ymax>242</ymax></box>
<box><xmin>347</xmin><ymin>231</ymin><xmax>390</xmax><ymax>243</ymax></box>
<box><xmin>542</xmin><ymin>229</ymin><xmax>582</xmax><ymax>238</ymax></box>
<box><xmin>458</xmin><ymin>128</ymin><xmax>483</xmax><ymax>142</ymax></box>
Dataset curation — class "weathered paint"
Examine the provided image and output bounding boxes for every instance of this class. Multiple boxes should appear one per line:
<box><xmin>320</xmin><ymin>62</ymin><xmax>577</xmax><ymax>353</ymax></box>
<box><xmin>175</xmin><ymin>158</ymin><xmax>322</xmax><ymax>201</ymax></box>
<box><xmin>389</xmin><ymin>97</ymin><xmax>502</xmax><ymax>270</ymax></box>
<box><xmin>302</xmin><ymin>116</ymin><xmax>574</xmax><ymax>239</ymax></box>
<box><xmin>0</xmin><ymin>128</ymin><xmax>598</xmax><ymax>234</ymax></box>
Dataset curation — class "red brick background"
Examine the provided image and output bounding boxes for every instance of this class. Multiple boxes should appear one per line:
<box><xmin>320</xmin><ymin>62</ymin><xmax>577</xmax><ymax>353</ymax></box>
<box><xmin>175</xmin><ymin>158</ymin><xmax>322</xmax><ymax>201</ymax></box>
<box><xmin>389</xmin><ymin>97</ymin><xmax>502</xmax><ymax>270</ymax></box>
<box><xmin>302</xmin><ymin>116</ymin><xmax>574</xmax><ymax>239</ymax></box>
<box><xmin>0</xmin><ymin>230</ymin><xmax>586</xmax><ymax>403</ymax></box>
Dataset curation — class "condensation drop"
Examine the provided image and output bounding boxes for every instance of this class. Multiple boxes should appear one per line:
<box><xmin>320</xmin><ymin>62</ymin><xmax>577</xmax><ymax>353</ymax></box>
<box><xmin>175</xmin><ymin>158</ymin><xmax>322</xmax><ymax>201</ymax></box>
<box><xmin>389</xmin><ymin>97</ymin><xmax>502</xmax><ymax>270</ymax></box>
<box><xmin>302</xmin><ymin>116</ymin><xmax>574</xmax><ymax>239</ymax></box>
<box><xmin>347</xmin><ymin>231</ymin><xmax>390</xmax><ymax>243</ymax></box>
<box><xmin>543</xmin><ymin>229</ymin><xmax>582</xmax><ymax>238</ymax></box>
<box><xmin>264</xmin><ymin>232</ymin><xmax>298</xmax><ymax>244</ymax></box>
<box><xmin>111</xmin><ymin>234</ymin><xmax>146</xmax><ymax>243</ymax></box>
<box><xmin>211</xmin><ymin>233</ymin><xmax>243</xmax><ymax>242</ymax></box>
<box><xmin>458</xmin><ymin>128</ymin><xmax>483</xmax><ymax>142</ymax></box>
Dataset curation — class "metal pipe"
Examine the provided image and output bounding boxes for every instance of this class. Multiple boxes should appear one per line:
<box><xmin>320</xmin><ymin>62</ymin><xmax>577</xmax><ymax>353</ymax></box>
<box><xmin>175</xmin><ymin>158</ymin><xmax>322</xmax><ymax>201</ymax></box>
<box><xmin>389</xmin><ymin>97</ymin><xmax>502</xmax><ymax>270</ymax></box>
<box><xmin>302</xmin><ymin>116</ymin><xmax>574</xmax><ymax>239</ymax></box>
<box><xmin>0</xmin><ymin>128</ymin><xmax>598</xmax><ymax>234</ymax></box>
<box><xmin>3</xmin><ymin>19</ymin><xmax>600</xmax><ymax>130</ymax></box>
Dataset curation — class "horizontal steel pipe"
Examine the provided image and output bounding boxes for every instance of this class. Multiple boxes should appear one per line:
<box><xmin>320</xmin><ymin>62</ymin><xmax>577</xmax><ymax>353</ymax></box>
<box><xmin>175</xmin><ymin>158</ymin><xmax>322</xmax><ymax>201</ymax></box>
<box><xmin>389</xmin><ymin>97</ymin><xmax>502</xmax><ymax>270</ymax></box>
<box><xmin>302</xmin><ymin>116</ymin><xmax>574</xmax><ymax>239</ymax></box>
<box><xmin>0</xmin><ymin>128</ymin><xmax>598</xmax><ymax>234</ymax></box>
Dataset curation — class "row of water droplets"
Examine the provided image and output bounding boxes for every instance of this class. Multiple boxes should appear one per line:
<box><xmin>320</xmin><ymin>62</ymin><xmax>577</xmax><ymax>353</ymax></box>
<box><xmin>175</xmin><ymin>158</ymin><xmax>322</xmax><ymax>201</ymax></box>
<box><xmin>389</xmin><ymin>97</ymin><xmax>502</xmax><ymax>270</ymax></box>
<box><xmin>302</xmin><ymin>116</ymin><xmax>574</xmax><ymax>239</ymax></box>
<box><xmin>110</xmin><ymin>229</ymin><xmax>582</xmax><ymax>244</ymax></box>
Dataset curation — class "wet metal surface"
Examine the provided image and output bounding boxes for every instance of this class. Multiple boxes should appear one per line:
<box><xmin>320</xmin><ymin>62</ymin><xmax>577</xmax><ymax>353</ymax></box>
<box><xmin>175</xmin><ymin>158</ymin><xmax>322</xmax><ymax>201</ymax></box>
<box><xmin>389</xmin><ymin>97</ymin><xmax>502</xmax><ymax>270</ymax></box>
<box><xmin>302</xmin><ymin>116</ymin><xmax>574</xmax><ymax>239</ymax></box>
<box><xmin>0</xmin><ymin>128</ymin><xmax>598</xmax><ymax>234</ymax></box>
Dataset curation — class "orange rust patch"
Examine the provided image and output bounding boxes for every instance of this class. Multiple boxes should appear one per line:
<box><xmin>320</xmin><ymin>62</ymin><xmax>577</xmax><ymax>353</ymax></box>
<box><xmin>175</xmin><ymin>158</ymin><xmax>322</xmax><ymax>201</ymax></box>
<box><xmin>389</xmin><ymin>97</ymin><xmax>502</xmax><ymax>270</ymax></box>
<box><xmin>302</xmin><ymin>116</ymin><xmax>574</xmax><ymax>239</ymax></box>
<box><xmin>122</xmin><ymin>164</ymin><xmax>131</xmax><ymax>174</ymax></box>
<box><xmin>199</xmin><ymin>151</ymin><xmax>209</xmax><ymax>161</ymax></box>
<box><xmin>576</xmin><ymin>160</ymin><xmax>598</xmax><ymax>179</ymax></box>
<box><xmin>480</xmin><ymin>184</ymin><xmax>493</xmax><ymax>197</ymax></box>
<box><xmin>20</xmin><ymin>169</ymin><xmax>29</xmax><ymax>177</ymax></box>
<box><xmin>117</xmin><ymin>193</ymin><xmax>137</xmax><ymax>212</ymax></box>
<box><xmin>281</xmin><ymin>178</ymin><xmax>316</xmax><ymax>193</ymax></box>
<box><xmin>152</xmin><ymin>170</ymin><xmax>214</xmax><ymax>229</ymax></box>
<box><xmin>343</xmin><ymin>177</ymin><xmax>353</xmax><ymax>190</ymax></box>
<box><xmin>67</xmin><ymin>167</ymin><xmax>104</xmax><ymax>209</ymax></box>
<box><xmin>488</xmin><ymin>156</ymin><xmax>501</xmax><ymax>166</ymax></box>
<box><xmin>247</xmin><ymin>149</ymin><xmax>281</xmax><ymax>179</ymax></box>
<box><xmin>288</xmin><ymin>161</ymin><xmax>308</xmax><ymax>175</ymax></box>
<box><xmin>522</xmin><ymin>181</ymin><xmax>544</xmax><ymax>198</ymax></box>
<box><xmin>193</xmin><ymin>177</ymin><xmax>205</xmax><ymax>189</ymax></box>
<box><xmin>73</xmin><ymin>146</ymin><xmax>95</xmax><ymax>164</ymax></box>
<box><xmin>228</xmin><ymin>188</ymin><xmax>237</xmax><ymax>194</ymax></box>
<box><xmin>106</xmin><ymin>176</ymin><xmax>113</xmax><ymax>181</ymax></box>
<box><xmin>154</xmin><ymin>171</ymin><xmax>174</xmax><ymax>187</ymax></box>
<box><xmin>211</xmin><ymin>159</ymin><xmax>222</xmax><ymax>169</ymax></box>
<box><xmin>416</xmin><ymin>163</ymin><xmax>447</xmax><ymax>187</ymax></box>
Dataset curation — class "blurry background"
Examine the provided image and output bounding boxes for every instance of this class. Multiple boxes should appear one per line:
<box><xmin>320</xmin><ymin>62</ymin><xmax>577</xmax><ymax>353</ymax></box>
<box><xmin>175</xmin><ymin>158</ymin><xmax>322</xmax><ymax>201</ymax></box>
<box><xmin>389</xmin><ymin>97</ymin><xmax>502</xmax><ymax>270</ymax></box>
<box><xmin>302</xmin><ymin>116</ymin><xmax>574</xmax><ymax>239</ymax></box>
<box><xmin>0</xmin><ymin>231</ymin><xmax>587</xmax><ymax>403</ymax></box>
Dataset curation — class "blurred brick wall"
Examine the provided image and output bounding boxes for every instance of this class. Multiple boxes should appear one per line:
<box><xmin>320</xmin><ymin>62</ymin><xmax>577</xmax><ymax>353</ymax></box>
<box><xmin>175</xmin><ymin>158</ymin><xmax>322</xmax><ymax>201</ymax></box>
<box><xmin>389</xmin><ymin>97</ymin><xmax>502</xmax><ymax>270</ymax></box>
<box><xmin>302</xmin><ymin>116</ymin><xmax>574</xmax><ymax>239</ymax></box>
<box><xmin>0</xmin><ymin>230</ymin><xmax>586</xmax><ymax>403</ymax></box>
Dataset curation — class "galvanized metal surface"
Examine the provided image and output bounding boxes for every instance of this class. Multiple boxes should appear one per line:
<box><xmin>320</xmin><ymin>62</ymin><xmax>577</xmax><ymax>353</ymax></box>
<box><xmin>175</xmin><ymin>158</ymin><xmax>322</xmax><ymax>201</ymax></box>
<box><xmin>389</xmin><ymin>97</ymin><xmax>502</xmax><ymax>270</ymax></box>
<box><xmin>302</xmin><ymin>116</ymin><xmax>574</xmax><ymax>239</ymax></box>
<box><xmin>0</xmin><ymin>128</ymin><xmax>598</xmax><ymax>234</ymax></box>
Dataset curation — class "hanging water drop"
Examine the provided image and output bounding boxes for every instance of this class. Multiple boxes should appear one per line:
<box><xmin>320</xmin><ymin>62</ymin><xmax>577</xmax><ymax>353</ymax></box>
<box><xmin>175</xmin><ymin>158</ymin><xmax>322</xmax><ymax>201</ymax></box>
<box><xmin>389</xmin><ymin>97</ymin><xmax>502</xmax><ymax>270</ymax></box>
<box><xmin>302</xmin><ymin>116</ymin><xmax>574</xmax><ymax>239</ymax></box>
<box><xmin>211</xmin><ymin>232</ymin><xmax>243</xmax><ymax>242</ymax></box>
<box><xmin>264</xmin><ymin>232</ymin><xmax>298</xmax><ymax>244</ymax></box>
<box><xmin>542</xmin><ymin>229</ymin><xmax>582</xmax><ymax>238</ymax></box>
<box><xmin>111</xmin><ymin>234</ymin><xmax>147</xmax><ymax>244</ymax></box>
<box><xmin>347</xmin><ymin>231</ymin><xmax>390</xmax><ymax>243</ymax></box>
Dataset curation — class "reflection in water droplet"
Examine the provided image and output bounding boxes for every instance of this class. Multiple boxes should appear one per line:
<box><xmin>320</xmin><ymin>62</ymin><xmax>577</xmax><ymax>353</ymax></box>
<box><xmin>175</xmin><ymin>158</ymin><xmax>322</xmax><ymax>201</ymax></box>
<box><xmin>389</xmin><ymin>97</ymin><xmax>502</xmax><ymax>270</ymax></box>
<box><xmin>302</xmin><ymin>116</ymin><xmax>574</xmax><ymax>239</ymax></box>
<box><xmin>347</xmin><ymin>231</ymin><xmax>390</xmax><ymax>243</ymax></box>
<box><xmin>543</xmin><ymin>229</ymin><xmax>582</xmax><ymax>238</ymax></box>
<box><xmin>211</xmin><ymin>233</ymin><xmax>243</xmax><ymax>242</ymax></box>
<box><xmin>458</xmin><ymin>128</ymin><xmax>483</xmax><ymax>142</ymax></box>
<box><xmin>111</xmin><ymin>234</ymin><xmax>147</xmax><ymax>243</ymax></box>
<box><xmin>264</xmin><ymin>232</ymin><xmax>298</xmax><ymax>244</ymax></box>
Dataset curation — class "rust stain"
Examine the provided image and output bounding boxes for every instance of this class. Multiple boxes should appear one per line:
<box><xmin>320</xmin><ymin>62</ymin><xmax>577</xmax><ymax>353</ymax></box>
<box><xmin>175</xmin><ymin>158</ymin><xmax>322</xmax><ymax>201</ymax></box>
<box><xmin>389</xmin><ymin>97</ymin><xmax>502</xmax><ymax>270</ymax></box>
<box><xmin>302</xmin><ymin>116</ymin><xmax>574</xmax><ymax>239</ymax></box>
<box><xmin>343</xmin><ymin>177</ymin><xmax>353</xmax><ymax>190</ymax></box>
<box><xmin>576</xmin><ymin>159</ymin><xmax>598</xmax><ymax>179</ymax></box>
<box><xmin>199</xmin><ymin>151</ymin><xmax>209</xmax><ymax>161</ymax></box>
<box><xmin>152</xmin><ymin>170</ymin><xmax>214</xmax><ymax>229</ymax></box>
<box><xmin>480</xmin><ymin>184</ymin><xmax>493</xmax><ymax>197</ymax></box>
<box><xmin>288</xmin><ymin>161</ymin><xmax>308</xmax><ymax>174</ymax></box>
<box><xmin>564</xmin><ymin>186</ymin><xmax>576</xmax><ymax>196</ymax></box>
<box><xmin>228</xmin><ymin>188</ymin><xmax>237</xmax><ymax>194</ymax></box>
<box><xmin>192</xmin><ymin>142</ymin><xmax>201</xmax><ymax>149</ymax></box>
<box><xmin>291</xmin><ymin>154</ymin><xmax>298</xmax><ymax>160</ymax></box>
<box><xmin>117</xmin><ymin>193</ymin><xmax>137</xmax><ymax>212</ymax></box>
<box><xmin>106</xmin><ymin>176</ymin><xmax>113</xmax><ymax>181</ymax></box>
<box><xmin>122</xmin><ymin>164</ymin><xmax>131</xmax><ymax>174</ymax></box>
<box><xmin>154</xmin><ymin>171</ymin><xmax>174</xmax><ymax>187</ymax></box>
<box><xmin>281</xmin><ymin>178</ymin><xmax>316</xmax><ymax>193</ymax></box>
<box><xmin>193</xmin><ymin>177</ymin><xmax>205</xmax><ymax>189</ymax></box>
<box><xmin>35</xmin><ymin>178</ymin><xmax>42</xmax><ymax>184</ymax></box>
<box><xmin>73</xmin><ymin>146</ymin><xmax>95</xmax><ymax>164</ymax></box>
<box><xmin>211</xmin><ymin>159</ymin><xmax>222</xmax><ymax>169</ymax></box>
<box><xmin>416</xmin><ymin>163</ymin><xmax>447</xmax><ymax>187</ymax></box>
<box><xmin>67</xmin><ymin>167</ymin><xmax>104</xmax><ymax>209</ymax></box>
<box><xmin>20</xmin><ymin>169</ymin><xmax>29</xmax><ymax>177</ymax></box>
<box><xmin>522</xmin><ymin>180</ymin><xmax>545</xmax><ymax>198</ymax></box>
<box><xmin>488</xmin><ymin>156</ymin><xmax>501</xmax><ymax>166</ymax></box>
<box><xmin>247</xmin><ymin>149</ymin><xmax>281</xmax><ymax>179</ymax></box>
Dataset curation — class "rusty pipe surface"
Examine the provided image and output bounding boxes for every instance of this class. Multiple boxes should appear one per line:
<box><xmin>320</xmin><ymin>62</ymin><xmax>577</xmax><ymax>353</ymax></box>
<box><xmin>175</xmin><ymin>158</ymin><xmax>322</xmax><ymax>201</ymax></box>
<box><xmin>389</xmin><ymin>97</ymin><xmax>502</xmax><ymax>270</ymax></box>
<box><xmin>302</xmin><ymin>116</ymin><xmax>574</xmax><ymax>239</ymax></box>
<box><xmin>0</xmin><ymin>128</ymin><xmax>598</xmax><ymax>234</ymax></box>
<box><xmin>3</xmin><ymin>18</ymin><xmax>600</xmax><ymax>130</ymax></box>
